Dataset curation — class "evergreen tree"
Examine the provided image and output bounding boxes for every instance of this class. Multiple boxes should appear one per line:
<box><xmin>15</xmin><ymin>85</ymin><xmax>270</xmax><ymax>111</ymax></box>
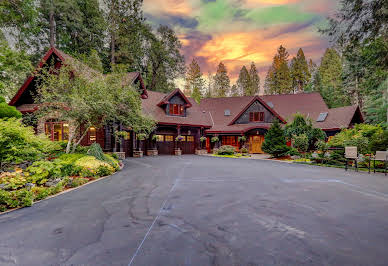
<box><xmin>248</xmin><ymin>62</ymin><xmax>260</xmax><ymax>96</ymax></box>
<box><xmin>290</xmin><ymin>48</ymin><xmax>310</xmax><ymax>93</ymax></box>
<box><xmin>318</xmin><ymin>48</ymin><xmax>350</xmax><ymax>108</ymax></box>
<box><xmin>0</xmin><ymin>96</ymin><xmax>22</xmax><ymax>119</ymax></box>
<box><xmin>39</xmin><ymin>0</ymin><xmax>106</xmax><ymax>56</ymax></box>
<box><xmin>236</xmin><ymin>66</ymin><xmax>250</xmax><ymax>96</ymax></box>
<box><xmin>214</xmin><ymin>62</ymin><xmax>230</xmax><ymax>97</ymax></box>
<box><xmin>264</xmin><ymin>45</ymin><xmax>292</xmax><ymax>94</ymax></box>
<box><xmin>185</xmin><ymin>58</ymin><xmax>205</xmax><ymax>103</ymax></box>
<box><xmin>205</xmin><ymin>72</ymin><xmax>213</xmax><ymax>98</ymax></box>
<box><xmin>230</xmin><ymin>84</ymin><xmax>239</xmax><ymax>97</ymax></box>
<box><xmin>0</xmin><ymin>37</ymin><xmax>32</xmax><ymax>100</ymax></box>
<box><xmin>262</xmin><ymin>119</ymin><xmax>290</xmax><ymax>158</ymax></box>
<box><xmin>146</xmin><ymin>25</ymin><xmax>185</xmax><ymax>92</ymax></box>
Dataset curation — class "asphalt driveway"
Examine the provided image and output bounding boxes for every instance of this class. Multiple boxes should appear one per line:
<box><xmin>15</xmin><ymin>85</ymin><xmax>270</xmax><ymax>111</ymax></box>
<box><xmin>1</xmin><ymin>155</ymin><xmax>388</xmax><ymax>266</ymax></box>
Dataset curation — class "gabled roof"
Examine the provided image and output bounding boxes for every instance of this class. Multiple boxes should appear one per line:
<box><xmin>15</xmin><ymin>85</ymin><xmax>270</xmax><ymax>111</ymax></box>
<box><xmin>157</xmin><ymin>88</ymin><xmax>192</xmax><ymax>108</ymax></box>
<box><xmin>142</xmin><ymin>90</ymin><xmax>211</xmax><ymax>127</ymax></box>
<box><xmin>228</xmin><ymin>96</ymin><xmax>286</xmax><ymax>125</ymax></box>
<box><xmin>9</xmin><ymin>47</ymin><xmax>65</xmax><ymax>106</ymax></box>
<box><xmin>199</xmin><ymin>93</ymin><xmax>363</xmax><ymax>132</ymax></box>
<box><xmin>10</xmin><ymin>47</ymin><xmax>148</xmax><ymax>107</ymax></box>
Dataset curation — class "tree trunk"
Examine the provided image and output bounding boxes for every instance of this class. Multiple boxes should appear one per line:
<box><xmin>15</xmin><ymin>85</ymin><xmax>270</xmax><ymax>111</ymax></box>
<box><xmin>71</xmin><ymin>126</ymin><xmax>89</xmax><ymax>153</ymax></box>
<box><xmin>111</xmin><ymin>33</ymin><xmax>115</xmax><ymax>65</ymax></box>
<box><xmin>49</xmin><ymin>1</ymin><xmax>55</xmax><ymax>47</ymax></box>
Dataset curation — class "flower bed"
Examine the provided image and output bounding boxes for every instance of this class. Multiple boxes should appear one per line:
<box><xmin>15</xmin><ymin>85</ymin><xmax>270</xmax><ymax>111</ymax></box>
<box><xmin>0</xmin><ymin>152</ymin><xmax>120</xmax><ymax>212</ymax></box>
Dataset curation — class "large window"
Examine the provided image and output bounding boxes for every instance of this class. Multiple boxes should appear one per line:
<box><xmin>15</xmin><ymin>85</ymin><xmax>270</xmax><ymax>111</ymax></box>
<box><xmin>222</xmin><ymin>136</ymin><xmax>237</xmax><ymax>146</ymax></box>
<box><xmin>88</xmin><ymin>127</ymin><xmax>97</xmax><ymax>143</ymax></box>
<box><xmin>169</xmin><ymin>104</ymin><xmax>184</xmax><ymax>115</ymax></box>
<box><xmin>249</xmin><ymin>112</ymin><xmax>264</xmax><ymax>122</ymax></box>
<box><xmin>45</xmin><ymin>120</ymin><xmax>69</xmax><ymax>141</ymax></box>
<box><xmin>164</xmin><ymin>135</ymin><xmax>174</xmax><ymax>142</ymax></box>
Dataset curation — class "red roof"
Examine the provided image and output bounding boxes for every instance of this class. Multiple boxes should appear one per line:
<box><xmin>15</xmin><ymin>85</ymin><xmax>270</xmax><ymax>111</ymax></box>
<box><xmin>200</xmin><ymin>93</ymin><xmax>363</xmax><ymax>132</ymax></box>
<box><xmin>141</xmin><ymin>90</ymin><xmax>212</xmax><ymax>127</ymax></box>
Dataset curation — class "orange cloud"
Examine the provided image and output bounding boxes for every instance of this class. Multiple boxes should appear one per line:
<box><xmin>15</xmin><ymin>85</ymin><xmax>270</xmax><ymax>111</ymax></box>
<box><xmin>244</xmin><ymin>0</ymin><xmax>302</xmax><ymax>7</ymax></box>
<box><xmin>143</xmin><ymin>0</ymin><xmax>192</xmax><ymax>15</ymax></box>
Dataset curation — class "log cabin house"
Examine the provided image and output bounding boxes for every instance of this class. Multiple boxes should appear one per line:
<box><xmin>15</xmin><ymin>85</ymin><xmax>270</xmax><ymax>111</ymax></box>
<box><xmin>9</xmin><ymin>47</ymin><xmax>364</xmax><ymax>156</ymax></box>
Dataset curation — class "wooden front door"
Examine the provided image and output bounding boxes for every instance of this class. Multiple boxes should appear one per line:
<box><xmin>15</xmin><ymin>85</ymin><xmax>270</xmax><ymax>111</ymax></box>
<box><xmin>249</xmin><ymin>135</ymin><xmax>264</xmax><ymax>154</ymax></box>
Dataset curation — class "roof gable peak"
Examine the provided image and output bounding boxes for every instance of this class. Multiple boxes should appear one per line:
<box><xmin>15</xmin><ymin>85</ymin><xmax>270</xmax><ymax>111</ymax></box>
<box><xmin>228</xmin><ymin>96</ymin><xmax>286</xmax><ymax>125</ymax></box>
<box><xmin>157</xmin><ymin>88</ymin><xmax>192</xmax><ymax>108</ymax></box>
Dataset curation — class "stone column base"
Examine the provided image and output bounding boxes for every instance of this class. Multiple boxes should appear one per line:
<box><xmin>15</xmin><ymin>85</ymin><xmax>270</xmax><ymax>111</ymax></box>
<box><xmin>133</xmin><ymin>150</ymin><xmax>143</xmax><ymax>158</ymax></box>
<box><xmin>147</xmin><ymin>149</ymin><xmax>158</xmax><ymax>156</ymax></box>
<box><xmin>115</xmin><ymin>152</ymin><xmax>126</xmax><ymax>160</ymax></box>
<box><xmin>174</xmin><ymin>149</ymin><xmax>182</xmax><ymax>156</ymax></box>
<box><xmin>195</xmin><ymin>149</ymin><xmax>208</xmax><ymax>155</ymax></box>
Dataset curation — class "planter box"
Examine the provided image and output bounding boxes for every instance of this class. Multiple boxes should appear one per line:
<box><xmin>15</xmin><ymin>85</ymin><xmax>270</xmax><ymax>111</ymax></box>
<box><xmin>133</xmin><ymin>150</ymin><xmax>143</xmax><ymax>158</ymax></box>
<box><xmin>174</xmin><ymin>149</ymin><xmax>182</xmax><ymax>156</ymax></box>
<box><xmin>147</xmin><ymin>149</ymin><xmax>158</xmax><ymax>156</ymax></box>
<box><xmin>115</xmin><ymin>152</ymin><xmax>126</xmax><ymax>160</ymax></box>
<box><xmin>195</xmin><ymin>149</ymin><xmax>208</xmax><ymax>155</ymax></box>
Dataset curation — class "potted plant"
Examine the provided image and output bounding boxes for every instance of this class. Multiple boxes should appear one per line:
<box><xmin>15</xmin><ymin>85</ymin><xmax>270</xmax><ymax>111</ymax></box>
<box><xmin>174</xmin><ymin>135</ymin><xmax>183</xmax><ymax>155</ymax></box>
<box><xmin>196</xmin><ymin>136</ymin><xmax>208</xmax><ymax>155</ymax></box>
<box><xmin>113</xmin><ymin>130</ymin><xmax>127</xmax><ymax>159</ymax></box>
<box><xmin>134</xmin><ymin>133</ymin><xmax>147</xmax><ymax>158</ymax></box>
<box><xmin>211</xmin><ymin>136</ymin><xmax>220</xmax><ymax>149</ymax></box>
<box><xmin>147</xmin><ymin>134</ymin><xmax>158</xmax><ymax>156</ymax></box>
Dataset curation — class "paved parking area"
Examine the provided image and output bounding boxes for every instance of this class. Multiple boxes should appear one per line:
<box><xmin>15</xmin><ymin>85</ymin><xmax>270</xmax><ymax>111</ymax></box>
<box><xmin>0</xmin><ymin>155</ymin><xmax>388</xmax><ymax>265</ymax></box>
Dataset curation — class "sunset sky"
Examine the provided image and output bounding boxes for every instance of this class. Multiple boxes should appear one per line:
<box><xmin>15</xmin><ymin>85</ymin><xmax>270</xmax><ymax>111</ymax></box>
<box><xmin>143</xmin><ymin>0</ymin><xmax>339</xmax><ymax>88</ymax></box>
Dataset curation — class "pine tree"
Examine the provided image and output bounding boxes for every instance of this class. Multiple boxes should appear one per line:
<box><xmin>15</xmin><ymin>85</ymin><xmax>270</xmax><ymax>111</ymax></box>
<box><xmin>264</xmin><ymin>45</ymin><xmax>292</xmax><ymax>94</ymax></box>
<box><xmin>248</xmin><ymin>62</ymin><xmax>260</xmax><ymax>96</ymax></box>
<box><xmin>230</xmin><ymin>84</ymin><xmax>239</xmax><ymax>97</ymax></box>
<box><xmin>214</xmin><ymin>62</ymin><xmax>230</xmax><ymax>97</ymax></box>
<box><xmin>290</xmin><ymin>48</ymin><xmax>310</xmax><ymax>93</ymax></box>
<box><xmin>318</xmin><ymin>48</ymin><xmax>350</xmax><ymax>108</ymax></box>
<box><xmin>262</xmin><ymin>119</ymin><xmax>290</xmax><ymax>158</ymax></box>
<box><xmin>185</xmin><ymin>58</ymin><xmax>205</xmax><ymax>103</ymax></box>
<box><xmin>205</xmin><ymin>72</ymin><xmax>213</xmax><ymax>98</ymax></box>
<box><xmin>236</xmin><ymin>66</ymin><xmax>250</xmax><ymax>96</ymax></box>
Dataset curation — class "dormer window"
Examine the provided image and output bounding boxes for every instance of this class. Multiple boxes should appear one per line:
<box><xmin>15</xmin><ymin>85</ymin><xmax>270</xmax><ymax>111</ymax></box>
<box><xmin>169</xmin><ymin>104</ymin><xmax>184</xmax><ymax>116</ymax></box>
<box><xmin>249</xmin><ymin>112</ymin><xmax>264</xmax><ymax>122</ymax></box>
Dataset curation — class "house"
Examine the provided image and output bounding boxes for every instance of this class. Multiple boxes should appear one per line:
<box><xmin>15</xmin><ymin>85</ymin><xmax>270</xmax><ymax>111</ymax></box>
<box><xmin>9</xmin><ymin>47</ymin><xmax>364</xmax><ymax>156</ymax></box>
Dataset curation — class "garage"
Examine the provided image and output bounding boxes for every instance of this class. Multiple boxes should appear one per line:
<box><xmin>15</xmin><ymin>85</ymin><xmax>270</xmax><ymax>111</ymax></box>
<box><xmin>156</xmin><ymin>134</ymin><xmax>175</xmax><ymax>155</ymax></box>
<box><xmin>180</xmin><ymin>135</ymin><xmax>195</xmax><ymax>154</ymax></box>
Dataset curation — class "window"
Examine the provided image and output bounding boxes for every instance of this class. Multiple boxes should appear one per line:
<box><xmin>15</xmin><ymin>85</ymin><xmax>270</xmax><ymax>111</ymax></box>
<box><xmin>45</xmin><ymin>120</ymin><xmax>69</xmax><ymax>141</ymax></box>
<box><xmin>222</xmin><ymin>136</ymin><xmax>237</xmax><ymax>146</ymax></box>
<box><xmin>164</xmin><ymin>135</ymin><xmax>174</xmax><ymax>142</ymax></box>
<box><xmin>169</xmin><ymin>104</ymin><xmax>184</xmax><ymax>115</ymax></box>
<box><xmin>89</xmin><ymin>127</ymin><xmax>97</xmax><ymax>143</ymax></box>
<box><xmin>249</xmin><ymin>112</ymin><xmax>264</xmax><ymax>122</ymax></box>
<box><xmin>124</xmin><ymin>132</ymin><xmax>131</xmax><ymax>140</ymax></box>
<box><xmin>186</xmin><ymin>136</ymin><xmax>194</xmax><ymax>142</ymax></box>
<box><xmin>156</xmin><ymin>135</ymin><xmax>164</xmax><ymax>142</ymax></box>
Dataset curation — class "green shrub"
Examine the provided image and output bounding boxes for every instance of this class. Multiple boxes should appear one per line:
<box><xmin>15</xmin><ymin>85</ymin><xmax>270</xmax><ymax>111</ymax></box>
<box><xmin>70</xmin><ymin>177</ymin><xmax>89</xmax><ymax>188</ymax></box>
<box><xmin>0</xmin><ymin>172</ymin><xmax>27</xmax><ymax>190</ymax></box>
<box><xmin>79</xmin><ymin>168</ymin><xmax>96</xmax><ymax>178</ymax></box>
<box><xmin>284</xmin><ymin>113</ymin><xmax>325</xmax><ymax>147</ymax></box>
<box><xmin>111</xmin><ymin>153</ymin><xmax>119</xmax><ymax>160</ymax></box>
<box><xmin>293</xmin><ymin>134</ymin><xmax>309</xmax><ymax>153</ymax></box>
<box><xmin>31</xmin><ymin>186</ymin><xmax>51</xmax><ymax>201</ymax></box>
<box><xmin>0</xmin><ymin>97</ymin><xmax>22</xmax><ymax>119</ymax></box>
<box><xmin>0</xmin><ymin>189</ymin><xmax>33</xmax><ymax>211</ymax></box>
<box><xmin>327</xmin><ymin>150</ymin><xmax>346</xmax><ymax>165</ymax></box>
<box><xmin>0</xmin><ymin>118</ymin><xmax>62</xmax><ymax>167</ymax></box>
<box><xmin>216</xmin><ymin>145</ymin><xmax>236</xmax><ymax>155</ymax></box>
<box><xmin>87</xmin><ymin>143</ymin><xmax>105</xmax><ymax>161</ymax></box>
<box><xmin>26</xmin><ymin>160</ymin><xmax>62</xmax><ymax>185</ymax></box>
<box><xmin>329</xmin><ymin>124</ymin><xmax>386</xmax><ymax>154</ymax></box>
<box><xmin>287</xmin><ymin>147</ymin><xmax>300</xmax><ymax>156</ymax></box>
<box><xmin>97</xmin><ymin>165</ymin><xmax>114</xmax><ymax>177</ymax></box>
<box><xmin>240</xmin><ymin>147</ymin><xmax>248</xmax><ymax>154</ymax></box>
<box><xmin>75</xmin><ymin>155</ymin><xmax>114</xmax><ymax>171</ymax></box>
<box><xmin>262</xmin><ymin>120</ymin><xmax>290</xmax><ymax>158</ymax></box>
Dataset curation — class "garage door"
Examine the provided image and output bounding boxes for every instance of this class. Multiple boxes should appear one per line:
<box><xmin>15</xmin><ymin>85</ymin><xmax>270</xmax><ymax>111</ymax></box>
<box><xmin>156</xmin><ymin>134</ymin><xmax>175</xmax><ymax>155</ymax></box>
<box><xmin>181</xmin><ymin>135</ymin><xmax>195</xmax><ymax>154</ymax></box>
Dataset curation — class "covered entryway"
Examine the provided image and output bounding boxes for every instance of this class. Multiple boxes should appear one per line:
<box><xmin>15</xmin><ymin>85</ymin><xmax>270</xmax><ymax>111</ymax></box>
<box><xmin>181</xmin><ymin>135</ymin><xmax>195</xmax><ymax>154</ymax></box>
<box><xmin>249</xmin><ymin>135</ymin><xmax>264</xmax><ymax>154</ymax></box>
<box><xmin>156</xmin><ymin>134</ymin><xmax>175</xmax><ymax>155</ymax></box>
